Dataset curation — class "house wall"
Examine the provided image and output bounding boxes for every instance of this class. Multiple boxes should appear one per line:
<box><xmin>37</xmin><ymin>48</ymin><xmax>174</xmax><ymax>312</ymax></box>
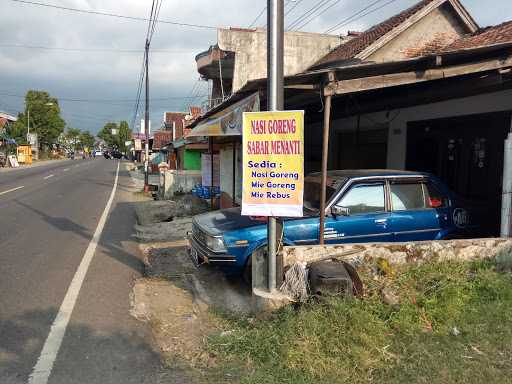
<box><xmin>327</xmin><ymin>89</ymin><xmax>512</xmax><ymax>170</ymax></box>
<box><xmin>184</xmin><ymin>150</ymin><xmax>202</xmax><ymax>170</ymax></box>
<box><xmin>218</xmin><ymin>28</ymin><xmax>342</xmax><ymax>93</ymax></box>
<box><xmin>367</xmin><ymin>4</ymin><xmax>467</xmax><ymax>62</ymax></box>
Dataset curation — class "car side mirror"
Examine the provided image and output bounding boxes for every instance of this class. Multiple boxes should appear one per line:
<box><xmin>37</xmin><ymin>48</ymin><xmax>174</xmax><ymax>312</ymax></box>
<box><xmin>331</xmin><ymin>205</ymin><xmax>350</xmax><ymax>217</ymax></box>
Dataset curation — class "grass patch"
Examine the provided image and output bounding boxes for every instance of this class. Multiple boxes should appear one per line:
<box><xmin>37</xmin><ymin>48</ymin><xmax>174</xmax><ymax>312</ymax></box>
<box><xmin>207</xmin><ymin>260</ymin><xmax>512</xmax><ymax>384</ymax></box>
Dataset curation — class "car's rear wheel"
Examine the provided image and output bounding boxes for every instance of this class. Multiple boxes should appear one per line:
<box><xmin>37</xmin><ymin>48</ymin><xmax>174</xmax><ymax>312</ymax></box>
<box><xmin>243</xmin><ymin>257</ymin><xmax>252</xmax><ymax>285</ymax></box>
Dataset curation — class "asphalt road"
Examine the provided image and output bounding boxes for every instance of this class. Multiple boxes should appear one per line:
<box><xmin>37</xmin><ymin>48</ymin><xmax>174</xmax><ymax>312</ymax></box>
<box><xmin>0</xmin><ymin>159</ymin><xmax>160</xmax><ymax>383</ymax></box>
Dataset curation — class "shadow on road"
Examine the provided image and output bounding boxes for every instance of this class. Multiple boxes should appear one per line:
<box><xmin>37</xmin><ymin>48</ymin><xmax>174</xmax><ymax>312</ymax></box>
<box><xmin>0</xmin><ymin>308</ymin><xmax>162</xmax><ymax>384</ymax></box>
<box><xmin>12</xmin><ymin>199</ymin><xmax>144</xmax><ymax>274</ymax></box>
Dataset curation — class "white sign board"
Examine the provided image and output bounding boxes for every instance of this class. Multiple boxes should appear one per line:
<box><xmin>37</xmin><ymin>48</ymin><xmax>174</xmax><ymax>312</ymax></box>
<box><xmin>28</xmin><ymin>133</ymin><xmax>38</xmax><ymax>150</ymax></box>
<box><xmin>8</xmin><ymin>155</ymin><xmax>19</xmax><ymax>168</ymax></box>
<box><xmin>140</xmin><ymin>119</ymin><xmax>151</xmax><ymax>134</ymax></box>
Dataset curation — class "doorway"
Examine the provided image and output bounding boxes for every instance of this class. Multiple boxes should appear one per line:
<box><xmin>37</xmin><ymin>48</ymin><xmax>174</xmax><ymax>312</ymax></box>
<box><xmin>406</xmin><ymin>111</ymin><xmax>511</xmax><ymax>236</ymax></box>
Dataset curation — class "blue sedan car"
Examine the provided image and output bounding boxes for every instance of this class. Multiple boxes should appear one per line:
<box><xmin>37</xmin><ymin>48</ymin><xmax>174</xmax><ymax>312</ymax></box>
<box><xmin>188</xmin><ymin>170</ymin><xmax>477</xmax><ymax>278</ymax></box>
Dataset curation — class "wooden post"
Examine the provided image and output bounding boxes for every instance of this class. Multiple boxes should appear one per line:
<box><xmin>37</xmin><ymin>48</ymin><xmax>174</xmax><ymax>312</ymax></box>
<box><xmin>232</xmin><ymin>140</ymin><xmax>236</xmax><ymax>207</ymax></box>
<box><xmin>209</xmin><ymin>137</ymin><xmax>214</xmax><ymax>210</ymax></box>
<box><xmin>319</xmin><ymin>94</ymin><xmax>332</xmax><ymax>245</ymax></box>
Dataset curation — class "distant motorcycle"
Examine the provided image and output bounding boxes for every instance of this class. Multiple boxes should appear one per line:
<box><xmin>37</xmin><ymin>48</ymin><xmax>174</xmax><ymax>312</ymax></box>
<box><xmin>103</xmin><ymin>152</ymin><xmax>111</xmax><ymax>159</ymax></box>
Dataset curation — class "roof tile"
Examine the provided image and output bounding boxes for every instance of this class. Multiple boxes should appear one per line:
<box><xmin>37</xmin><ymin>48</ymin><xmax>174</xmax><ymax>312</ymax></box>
<box><xmin>312</xmin><ymin>0</ymin><xmax>437</xmax><ymax>68</ymax></box>
<box><xmin>444</xmin><ymin>20</ymin><xmax>512</xmax><ymax>51</ymax></box>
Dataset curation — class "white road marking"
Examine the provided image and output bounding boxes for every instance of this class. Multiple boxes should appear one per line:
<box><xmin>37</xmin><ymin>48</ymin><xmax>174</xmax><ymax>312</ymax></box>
<box><xmin>0</xmin><ymin>185</ymin><xmax>25</xmax><ymax>196</ymax></box>
<box><xmin>63</xmin><ymin>168</ymin><xmax>69</xmax><ymax>172</ymax></box>
<box><xmin>28</xmin><ymin>161</ymin><xmax>120</xmax><ymax>384</ymax></box>
<box><xmin>43</xmin><ymin>174</ymin><xmax>54</xmax><ymax>180</ymax></box>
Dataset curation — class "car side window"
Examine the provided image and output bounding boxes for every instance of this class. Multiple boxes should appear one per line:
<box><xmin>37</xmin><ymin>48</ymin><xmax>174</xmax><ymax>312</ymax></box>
<box><xmin>425</xmin><ymin>182</ymin><xmax>450</xmax><ymax>208</ymax></box>
<box><xmin>337</xmin><ymin>183</ymin><xmax>385</xmax><ymax>215</ymax></box>
<box><xmin>390</xmin><ymin>183</ymin><xmax>425</xmax><ymax>211</ymax></box>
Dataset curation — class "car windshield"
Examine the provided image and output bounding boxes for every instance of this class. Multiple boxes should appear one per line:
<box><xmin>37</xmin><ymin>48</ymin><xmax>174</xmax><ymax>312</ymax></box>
<box><xmin>303</xmin><ymin>177</ymin><xmax>345</xmax><ymax>212</ymax></box>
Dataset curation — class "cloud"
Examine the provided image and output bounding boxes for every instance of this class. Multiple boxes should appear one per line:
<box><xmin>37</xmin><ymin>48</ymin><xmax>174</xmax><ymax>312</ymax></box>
<box><xmin>0</xmin><ymin>0</ymin><xmax>508</xmax><ymax>133</ymax></box>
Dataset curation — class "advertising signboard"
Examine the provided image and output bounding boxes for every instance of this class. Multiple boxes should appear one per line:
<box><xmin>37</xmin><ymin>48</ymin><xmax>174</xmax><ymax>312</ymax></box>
<box><xmin>242</xmin><ymin>110</ymin><xmax>304</xmax><ymax>217</ymax></box>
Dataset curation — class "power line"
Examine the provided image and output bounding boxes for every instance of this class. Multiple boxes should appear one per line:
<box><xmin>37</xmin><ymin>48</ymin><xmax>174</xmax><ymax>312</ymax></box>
<box><xmin>248</xmin><ymin>6</ymin><xmax>266</xmax><ymax>28</ymax></box>
<box><xmin>324</xmin><ymin>0</ymin><xmax>392</xmax><ymax>34</ymax></box>
<box><xmin>284</xmin><ymin>0</ymin><xmax>305</xmax><ymax>17</ymax></box>
<box><xmin>259</xmin><ymin>0</ymin><xmax>293</xmax><ymax>29</ymax></box>
<box><xmin>292</xmin><ymin>0</ymin><xmax>344</xmax><ymax>31</ymax></box>
<box><xmin>0</xmin><ymin>91</ymin><xmax>208</xmax><ymax>103</ymax></box>
<box><xmin>0</xmin><ymin>43</ymin><xmax>193</xmax><ymax>54</ymax></box>
<box><xmin>287</xmin><ymin>0</ymin><xmax>333</xmax><ymax>30</ymax></box>
<box><xmin>9</xmin><ymin>0</ymin><xmax>218</xmax><ymax>30</ymax></box>
<box><xmin>330</xmin><ymin>0</ymin><xmax>401</xmax><ymax>34</ymax></box>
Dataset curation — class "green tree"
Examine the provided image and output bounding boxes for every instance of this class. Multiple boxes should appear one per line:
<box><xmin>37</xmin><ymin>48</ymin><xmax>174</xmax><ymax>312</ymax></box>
<box><xmin>65</xmin><ymin>127</ymin><xmax>81</xmax><ymax>150</ymax></box>
<box><xmin>97</xmin><ymin>122</ymin><xmax>118</xmax><ymax>148</ymax></box>
<box><xmin>79</xmin><ymin>130</ymin><xmax>95</xmax><ymax>149</ymax></box>
<box><xmin>97</xmin><ymin>121</ymin><xmax>132</xmax><ymax>151</ymax></box>
<box><xmin>118</xmin><ymin>120</ymin><xmax>132</xmax><ymax>152</ymax></box>
<box><xmin>12</xmin><ymin>90</ymin><xmax>66</xmax><ymax>148</ymax></box>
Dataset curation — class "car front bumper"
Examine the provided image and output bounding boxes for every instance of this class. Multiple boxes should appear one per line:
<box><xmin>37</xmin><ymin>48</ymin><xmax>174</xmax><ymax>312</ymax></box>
<box><xmin>187</xmin><ymin>232</ymin><xmax>237</xmax><ymax>268</ymax></box>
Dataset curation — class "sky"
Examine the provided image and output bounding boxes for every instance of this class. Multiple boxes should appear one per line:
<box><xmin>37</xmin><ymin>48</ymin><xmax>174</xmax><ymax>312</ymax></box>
<box><xmin>0</xmin><ymin>0</ymin><xmax>511</xmax><ymax>135</ymax></box>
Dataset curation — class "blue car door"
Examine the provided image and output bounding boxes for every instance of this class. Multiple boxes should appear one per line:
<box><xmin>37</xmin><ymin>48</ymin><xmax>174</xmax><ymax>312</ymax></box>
<box><xmin>323</xmin><ymin>181</ymin><xmax>393</xmax><ymax>244</ymax></box>
<box><xmin>388</xmin><ymin>180</ymin><xmax>443</xmax><ymax>241</ymax></box>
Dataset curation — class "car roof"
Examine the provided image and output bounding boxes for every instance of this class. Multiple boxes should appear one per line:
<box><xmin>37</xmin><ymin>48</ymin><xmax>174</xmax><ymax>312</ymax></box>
<box><xmin>307</xmin><ymin>169</ymin><xmax>427</xmax><ymax>180</ymax></box>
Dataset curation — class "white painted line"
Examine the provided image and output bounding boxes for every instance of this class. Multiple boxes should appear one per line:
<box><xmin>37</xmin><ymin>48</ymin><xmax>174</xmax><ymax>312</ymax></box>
<box><xmin>0</xmin><ymin>185</ymin><xmax>25</xmax><ymax>196</ymax></box>
<box><xmin>28</xmin><ymin>161</ymin><xmax>120</xmax><ymax>384</ymax></box>
<box><xmin>43</xmin><ymin>174</ymin><xmax>54</xmax><ymax>180</ymax></box>
<box><xmin>63</xmin><ymin>168</ymin><xmax>69</xmax><ymax>172</ymax></box>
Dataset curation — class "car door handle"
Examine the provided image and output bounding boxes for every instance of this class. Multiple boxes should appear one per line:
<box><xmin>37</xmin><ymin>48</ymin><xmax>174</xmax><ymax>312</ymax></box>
<box><xmin>375</xmin><ymin>219</ymin><xmax>387</xmax><ymax>225</ymax></box>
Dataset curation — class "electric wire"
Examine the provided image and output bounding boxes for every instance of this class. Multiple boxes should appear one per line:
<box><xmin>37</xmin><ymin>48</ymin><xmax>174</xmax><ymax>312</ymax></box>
<box><xmin>292</xmin><ymin>0</ymin><xmax>344</xmax><ymax>31</ymax></box>
<box><xmin>284</xmin><ymin>0</ymin><xmax>305</xmax><ymax>17</ymax></box>
<box><xmin>9</xmin><ymin>0</ymin><xmax>218</xmax><ymax>30</ymax></box>
<box><xmin>248</xmin><ymin>6</ymin><xmax>266</xmax><ymax>28</ymax></box>
<box><xmin>324</xmin><ymin>0</ymin><xmax>394</xmax><ymax>34</ymax></box>
<box><xmin>287</xmin><ymin>0</ymin><xmax>334</xmax><ymax>30</ymax></box>
<box><xmin>328</xmin><ymin>0</ymin><xmax>400</xmax><ymax>34</ymax></box>
<box><xmin>0</xmin><ymin>91</ymin><xmax>207</xmax><ymax>104</ymax></box>
<box><xmin>0</xmin><ymin>43</ymin><xmax>192</xmax><ymax>54</ymax></box>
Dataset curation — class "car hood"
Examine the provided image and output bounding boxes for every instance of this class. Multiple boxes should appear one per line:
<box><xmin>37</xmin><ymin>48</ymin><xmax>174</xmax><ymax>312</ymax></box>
<box><xmin>193</xmin><ymin>207</ymin><xmax>266</xmax><ymax>236</ymax></box>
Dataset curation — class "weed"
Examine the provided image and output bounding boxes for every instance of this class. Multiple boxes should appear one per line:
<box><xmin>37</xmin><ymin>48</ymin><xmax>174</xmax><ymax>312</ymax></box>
<box><xmin>207</xmin><ymin>260</ymin><xmax>512</xmax><ymax>384</ymax></box>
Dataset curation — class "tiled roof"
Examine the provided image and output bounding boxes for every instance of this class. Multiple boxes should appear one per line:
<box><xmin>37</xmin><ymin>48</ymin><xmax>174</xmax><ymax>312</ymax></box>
<box><xmin>152</xmin><ymin>131</ymin><xmax>173</xmax><ymax>150</ymax></box>
<box><xmin>312</xmin><ymin>0</ymin><xmax>437</xmax><ymax>68</ymax></box>
<box><xmin>444</xmin><ymin>21</ymin><xmax>512</xmax><ymax>51</ymax></box>
<box><xmin>164</xmin><ymin>112</ymin><xmax>186</xmax><ymax>127</ymax></box>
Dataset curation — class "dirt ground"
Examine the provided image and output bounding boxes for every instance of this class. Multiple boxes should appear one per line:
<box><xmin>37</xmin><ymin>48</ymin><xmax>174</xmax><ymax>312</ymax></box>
<box><xmin>128</xmin><ymin>170</ymin><xmax>252</xmax><ymax>378</ymax></box>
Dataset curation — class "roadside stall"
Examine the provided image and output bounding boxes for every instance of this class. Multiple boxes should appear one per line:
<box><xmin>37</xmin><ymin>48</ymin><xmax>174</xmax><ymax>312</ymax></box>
<box><xmin>187</xmin><ymin>92</ymin><xmax>260</xmax><ymax>209</ymax></box>
<box><xmin>16</xmin><ymin>145</ymin><xmax>33</xmax><ymax>165</ymax></box>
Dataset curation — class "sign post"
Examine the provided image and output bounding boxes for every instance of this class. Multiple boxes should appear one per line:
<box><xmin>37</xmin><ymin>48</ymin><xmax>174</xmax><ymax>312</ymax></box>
<box><xmin>265</xmin><ymin>0</ymin><xmax>285</xmax><ymax>292</ymax></box>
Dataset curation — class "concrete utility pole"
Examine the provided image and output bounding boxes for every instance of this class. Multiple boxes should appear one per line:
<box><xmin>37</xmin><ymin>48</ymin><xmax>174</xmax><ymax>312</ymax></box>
<box><xmin>501</xmin><ymin>130</ymin><xmax>512</xmax><ymax>237</ymax></box>
<box><xmin>26</xmin><ymin>109</ymin><xmax>30</xmax><ymax>145</ymax></box>
<box><xmin>144</xmin><ymin>39</ymin><xmax>150</xmax><ymax>191</ymax></box>
<box><xmin>267</xmin><ymin>0</ymin><xmax>284</xmax><ymax>292</ymax></box>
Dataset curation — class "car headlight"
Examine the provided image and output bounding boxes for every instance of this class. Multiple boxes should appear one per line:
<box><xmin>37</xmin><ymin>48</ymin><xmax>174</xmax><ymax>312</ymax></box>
<box><xmin>206</xmin><ymin>235</ymin><xmax>226</xmax><ymax>252</ymax></box>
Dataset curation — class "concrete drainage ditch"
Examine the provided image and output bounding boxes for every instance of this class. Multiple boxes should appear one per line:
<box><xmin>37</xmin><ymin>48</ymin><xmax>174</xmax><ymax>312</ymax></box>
<box><xmin>130</xmin><ymin>193</ymin><xmax>252</xmax><ymax>373</ymax></box>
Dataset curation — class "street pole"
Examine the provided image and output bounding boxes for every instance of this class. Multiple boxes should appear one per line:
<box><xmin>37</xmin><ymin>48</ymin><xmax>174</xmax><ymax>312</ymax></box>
<box><xmin>144</xmin><ymin>39</ymin><xmax>150</xmax><ymax>191</ymax></box>
<box><xmin>27</xmin><ymin>109</ymin><xmax>30</xmax><ymax>142</ymax></box>
<box><xmin>267</xmin><ymin>0</ymin><xmax>284</xmax><ymax>292</ymax></box>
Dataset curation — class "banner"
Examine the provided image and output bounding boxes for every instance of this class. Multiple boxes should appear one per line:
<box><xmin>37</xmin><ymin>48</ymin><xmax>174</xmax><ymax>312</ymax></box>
<box><xmin>242</xmin><ymin>110</ymin><xmax>304</xmax><ymax>217</ymax></box>
<box><xmin>187</xmin><ymin>93</ymin><xmax>260</xmax><ymax>137</ymax></box>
